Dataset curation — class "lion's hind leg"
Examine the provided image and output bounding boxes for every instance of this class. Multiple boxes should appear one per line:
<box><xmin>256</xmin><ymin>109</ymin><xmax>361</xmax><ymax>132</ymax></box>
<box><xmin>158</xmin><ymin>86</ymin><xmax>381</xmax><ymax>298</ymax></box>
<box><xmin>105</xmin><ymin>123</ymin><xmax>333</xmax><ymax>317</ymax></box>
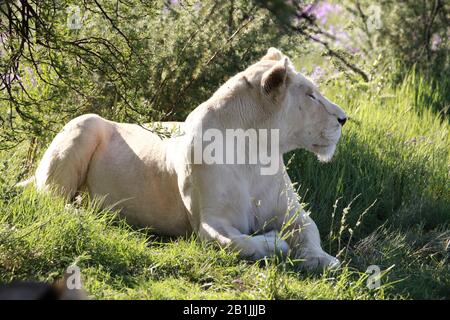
<box><xmin>35</xmin><ymin>114</ymin><xmax>109</xmax><ymax>200</ymax></box>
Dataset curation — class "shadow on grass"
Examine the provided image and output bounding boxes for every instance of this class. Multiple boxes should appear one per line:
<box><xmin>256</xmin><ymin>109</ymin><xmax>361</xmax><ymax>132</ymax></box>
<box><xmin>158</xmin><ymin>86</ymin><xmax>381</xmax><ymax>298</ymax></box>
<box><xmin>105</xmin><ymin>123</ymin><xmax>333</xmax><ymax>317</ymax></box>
<box><xmin>285</xmin><ymin>130</ymin><xmax>450</xmax><ymax>298</ymax></box>
<box><xmin>286</xmin><ymin>130</ymin><xmax>450</xmax><ymax>240</ymax></box>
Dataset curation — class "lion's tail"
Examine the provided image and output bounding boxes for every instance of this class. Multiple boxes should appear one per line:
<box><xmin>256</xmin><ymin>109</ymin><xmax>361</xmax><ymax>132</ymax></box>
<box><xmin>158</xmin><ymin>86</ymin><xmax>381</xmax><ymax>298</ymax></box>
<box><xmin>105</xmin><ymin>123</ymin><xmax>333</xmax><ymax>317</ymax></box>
<box><xmin>34</xmin><ymin>114</ymin><xmax>107</xmax><ymax>199</ymax></box>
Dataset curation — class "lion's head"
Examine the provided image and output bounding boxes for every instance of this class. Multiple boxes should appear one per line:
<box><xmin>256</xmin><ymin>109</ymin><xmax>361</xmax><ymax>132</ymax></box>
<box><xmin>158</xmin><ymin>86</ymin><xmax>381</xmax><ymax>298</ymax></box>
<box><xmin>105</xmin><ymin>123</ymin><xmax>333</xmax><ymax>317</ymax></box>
<box><xmin>244</xmin><ymin>47</ymin><xmax>346</xmax><ymax>162</ymax></box>
<box><xmin>186</xmin><ymin>47</ymin><xmax>347</xmax><ymax>163</ymax></box>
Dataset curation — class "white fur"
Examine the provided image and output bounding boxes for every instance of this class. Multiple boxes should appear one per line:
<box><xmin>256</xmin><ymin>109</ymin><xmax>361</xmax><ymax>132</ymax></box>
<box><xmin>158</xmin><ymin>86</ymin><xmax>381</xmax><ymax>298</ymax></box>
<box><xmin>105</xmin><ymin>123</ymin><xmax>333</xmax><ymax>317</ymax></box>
<box><xmin>31</xmin><ymin>48</ymin><xmax>346</xmax><ymax>270</ymax></box>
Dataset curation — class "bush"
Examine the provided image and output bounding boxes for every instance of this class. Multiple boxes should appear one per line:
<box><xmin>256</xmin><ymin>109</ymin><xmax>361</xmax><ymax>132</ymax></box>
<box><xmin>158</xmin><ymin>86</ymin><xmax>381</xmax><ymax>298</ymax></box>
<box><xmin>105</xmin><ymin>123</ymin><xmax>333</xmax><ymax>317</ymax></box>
<box><xmin>0</xmin><ymin>0</ymin><xmax>300</xmax><ymax>149</ymax></box>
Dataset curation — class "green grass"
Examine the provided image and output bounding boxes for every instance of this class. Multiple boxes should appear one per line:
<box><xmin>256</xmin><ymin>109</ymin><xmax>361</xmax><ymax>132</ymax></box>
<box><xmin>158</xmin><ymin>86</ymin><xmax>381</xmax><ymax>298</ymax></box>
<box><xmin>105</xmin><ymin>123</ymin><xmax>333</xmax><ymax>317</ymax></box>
<box><xmin>0</xmin><ymin>74</ymin><xmax>449</xmax><ymax>299</ymax></box>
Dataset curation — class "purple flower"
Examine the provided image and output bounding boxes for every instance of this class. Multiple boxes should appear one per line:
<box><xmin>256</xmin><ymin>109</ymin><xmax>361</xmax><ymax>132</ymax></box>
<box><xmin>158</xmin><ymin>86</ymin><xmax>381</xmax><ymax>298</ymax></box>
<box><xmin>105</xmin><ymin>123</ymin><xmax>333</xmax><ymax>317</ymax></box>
<box><xmin>327</xmin><ymin>25</ymin><xmax>349</xmax><ymax>40</ymax></box>
<box><xmin>301</xmin><ymin>4</ymin><xmax>314</xmax><ymax>14</ymax></box>
<box><xmin>303</xmin><ymin>2</ymin><xmax>342</xmax><ymax>25</ymax></box>
<box><xmin>162</xmin><ymin>0</ymin><xmax>179</xmax><ymax>15</ymax></box>
<box><xmin>1</xmin><ymin>73</ymin><xmax>20</xmax><ymax>88</ymax></box>
<box><xmin>24</xmin><ymin>66</ymin><xmax>37</xmax><ymax>87</ymax></box>
<box><xmin>193</xmin><ymin>2</ymin><xmax>201</xmax><ymax>11</ymax></box>
<box><xmin>309</xmin><ymin>65</ymin><xmax>326</xmax><ymax>82</ymax></box>
<box><xmin>326</xmin><ymin>25</ymin><xmax>354</xmax><ymax>50</ymax></box>
<box><xmin>346</xmin><ymin>45</ymin><xmax>360</xmax><ymax>53</ymax></box>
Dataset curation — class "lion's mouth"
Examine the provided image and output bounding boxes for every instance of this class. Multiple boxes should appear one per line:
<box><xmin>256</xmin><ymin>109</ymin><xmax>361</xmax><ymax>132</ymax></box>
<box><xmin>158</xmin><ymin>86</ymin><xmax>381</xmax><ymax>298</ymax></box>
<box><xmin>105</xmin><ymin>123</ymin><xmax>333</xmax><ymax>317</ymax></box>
<box><xmin>312</xmin><ymin>143</ymin><xmax>337</xmax><ymax>163</ymax></box>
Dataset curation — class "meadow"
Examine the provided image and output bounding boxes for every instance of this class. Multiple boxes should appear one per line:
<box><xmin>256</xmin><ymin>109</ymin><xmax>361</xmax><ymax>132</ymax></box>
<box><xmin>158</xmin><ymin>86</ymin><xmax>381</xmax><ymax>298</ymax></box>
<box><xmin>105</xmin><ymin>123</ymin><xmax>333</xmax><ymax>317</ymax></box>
<box><xmin>1</xmin><ymin>73</ymin><xmax>448</xmax><ymax>299</ymax></box>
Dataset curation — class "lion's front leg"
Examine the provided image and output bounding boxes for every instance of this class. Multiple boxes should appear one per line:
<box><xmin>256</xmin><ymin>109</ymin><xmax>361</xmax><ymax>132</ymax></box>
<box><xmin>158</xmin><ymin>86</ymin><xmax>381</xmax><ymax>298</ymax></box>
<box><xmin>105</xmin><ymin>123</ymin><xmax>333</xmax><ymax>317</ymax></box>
<box><xmin>281</xmin><ymin>172</ymin><xmax>340</xmax><ymax>270</ymax></box>
<box><xmin>285</xmin><ymin>212</ymin><xmax>340</xmax><ymax>270</ymax></box>
<box><xmin>198</xmin><ymin>217</ymin><xmax>289</xmax><ymax>260</ymax></box>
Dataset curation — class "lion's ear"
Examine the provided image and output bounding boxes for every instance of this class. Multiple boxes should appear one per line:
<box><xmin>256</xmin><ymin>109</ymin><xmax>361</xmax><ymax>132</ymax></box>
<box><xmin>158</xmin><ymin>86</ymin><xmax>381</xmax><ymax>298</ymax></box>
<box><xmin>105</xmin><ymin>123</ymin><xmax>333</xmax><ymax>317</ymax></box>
<box><xmin>261</xmin><ymin>47</ymin><xmax>284</xmax><ymax>61</ymax></box>
<box><xmin>261</xmin><ymin>58</ymin><xmax>288</xmax><ymax>99</ymax></box>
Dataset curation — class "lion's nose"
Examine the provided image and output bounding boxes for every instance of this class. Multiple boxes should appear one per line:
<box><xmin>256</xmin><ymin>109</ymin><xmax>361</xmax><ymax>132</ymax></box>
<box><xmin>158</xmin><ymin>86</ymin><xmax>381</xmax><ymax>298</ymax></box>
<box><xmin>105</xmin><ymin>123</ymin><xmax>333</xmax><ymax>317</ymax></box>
<box><xmin>337</xmin><ymin>117</ymin><xmax>347</xmax><ymax>126</ymax></box>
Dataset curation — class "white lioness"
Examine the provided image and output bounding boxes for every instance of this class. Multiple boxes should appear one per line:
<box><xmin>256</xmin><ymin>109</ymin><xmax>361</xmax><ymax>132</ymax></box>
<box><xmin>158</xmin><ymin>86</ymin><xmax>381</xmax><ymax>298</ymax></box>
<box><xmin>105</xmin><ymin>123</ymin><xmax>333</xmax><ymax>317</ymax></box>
<box><xmin>31</xmin><ymin>48</ymin><xmax>347</xmax><ymax>270</ymax></box>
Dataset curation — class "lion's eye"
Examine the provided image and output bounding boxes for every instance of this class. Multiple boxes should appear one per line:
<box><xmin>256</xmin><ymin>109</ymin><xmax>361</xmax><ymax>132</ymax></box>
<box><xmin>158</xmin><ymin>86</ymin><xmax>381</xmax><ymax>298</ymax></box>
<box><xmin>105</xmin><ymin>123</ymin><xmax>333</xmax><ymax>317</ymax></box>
<box><xmin>307</xmin><ymin>93</ymin><xmax>317</xmax><ymax>101</ymax></box>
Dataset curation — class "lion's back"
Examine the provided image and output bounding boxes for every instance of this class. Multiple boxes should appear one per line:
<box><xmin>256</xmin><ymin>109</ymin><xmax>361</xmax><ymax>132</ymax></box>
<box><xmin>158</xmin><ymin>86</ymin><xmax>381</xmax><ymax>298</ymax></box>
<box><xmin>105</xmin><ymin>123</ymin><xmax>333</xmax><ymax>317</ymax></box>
<box><xmin>85</xmin><ymin>120</ymin><xmax>192</xmax><ymax>235</ymax></box>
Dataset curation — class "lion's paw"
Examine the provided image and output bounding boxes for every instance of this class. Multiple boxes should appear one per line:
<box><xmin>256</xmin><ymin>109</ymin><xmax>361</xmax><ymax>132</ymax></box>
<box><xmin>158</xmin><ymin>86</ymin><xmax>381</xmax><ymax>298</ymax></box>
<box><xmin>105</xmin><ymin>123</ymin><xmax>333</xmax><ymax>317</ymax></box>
<box><xmin>235</xmin><ymin>232</ymin><xmax>290</xmax><ymax>260</ymax></box>
<box><xmin>298</xmin><ymin>252</ymin><xmax>341</xmax><ymax>271</ymax></box>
